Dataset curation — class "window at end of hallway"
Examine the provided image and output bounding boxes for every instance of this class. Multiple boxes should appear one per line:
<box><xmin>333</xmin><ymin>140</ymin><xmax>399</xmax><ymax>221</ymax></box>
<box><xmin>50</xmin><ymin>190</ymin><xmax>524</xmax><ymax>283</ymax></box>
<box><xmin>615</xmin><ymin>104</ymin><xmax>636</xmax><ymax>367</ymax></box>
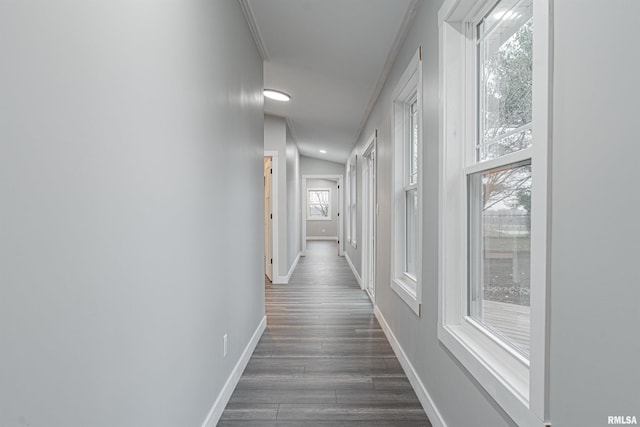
<box><xmin>390</xmin><ymin>47</ymin><xmax>422</xmax><ymax>317</ymax></box>
<box><xmin>307</xmin><ymin>188</ymin><xmax>332</xmax><ymax>220</ymax></box>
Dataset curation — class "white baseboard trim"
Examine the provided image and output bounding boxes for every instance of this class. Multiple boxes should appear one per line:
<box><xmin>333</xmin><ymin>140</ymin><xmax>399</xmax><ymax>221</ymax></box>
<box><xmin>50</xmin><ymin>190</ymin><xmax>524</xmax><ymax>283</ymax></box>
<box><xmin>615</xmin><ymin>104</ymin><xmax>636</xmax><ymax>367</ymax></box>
<box><xmin>286</xmin><ymin>251</ymin><xmax>301</xmax><ymax>279</ymax></box>
<box><xmin>344</xmin><ymin>252</ymin><xmax>363</xmax><ymax>288</ymax></box>
<box><xmin>201</xmin><ymin>315</ymin><xmax>267</xmax><ymax>427</ymax></box>
<box><xmin>271</xmin><ymin>252</ymin><xmax>301</xmax><ymax>285</ymax></box>
<box><xmin>306</xmin><ymin>236</ymin><xmax>338</xmax><ymax>241</ymax></box>
<box><xmin>374</xmin><ymin>306</ymin><xmax>447</xmax><ymax>427</ymax></box>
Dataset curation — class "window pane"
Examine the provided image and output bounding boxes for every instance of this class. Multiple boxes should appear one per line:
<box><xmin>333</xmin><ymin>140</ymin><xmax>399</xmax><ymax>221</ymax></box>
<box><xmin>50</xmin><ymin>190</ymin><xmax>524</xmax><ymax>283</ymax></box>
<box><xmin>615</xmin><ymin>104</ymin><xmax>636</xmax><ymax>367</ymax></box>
<box><xmin>405</xmin><ymin>188</ymin><xmax>417</xmax><ymax>278</ymax></box>
<box><xmin>308</xmin><ymin>190</ymin><xmax>329</xmax><ymax>218</ymax></box>
<box><xmin>468</xmin><ymin>161</ymin><xmax>531</xmax><ymax>357</ymax></box>
<box><xmin>478</xmin><ymin>0</ymin><xmax>533</xmax><ymax>161</ymax></box>
<box><xmin>409</xmin><ymin>100</ymin><xmax>418</xmax><ymax>185</ymax></box>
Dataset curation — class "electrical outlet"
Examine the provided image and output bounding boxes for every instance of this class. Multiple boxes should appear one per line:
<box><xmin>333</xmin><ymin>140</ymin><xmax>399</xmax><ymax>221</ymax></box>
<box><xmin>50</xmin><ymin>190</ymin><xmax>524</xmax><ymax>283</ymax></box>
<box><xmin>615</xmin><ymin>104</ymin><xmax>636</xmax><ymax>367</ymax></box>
<box><xmin>223</xmin><ymin>334</ymin><xmax>228</xmax><ymax>357</ymax></box>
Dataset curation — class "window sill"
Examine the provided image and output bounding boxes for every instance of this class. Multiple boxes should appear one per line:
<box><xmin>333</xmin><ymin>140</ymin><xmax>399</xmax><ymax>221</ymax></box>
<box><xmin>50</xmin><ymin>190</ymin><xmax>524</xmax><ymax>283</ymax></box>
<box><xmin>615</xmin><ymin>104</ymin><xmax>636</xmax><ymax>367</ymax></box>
<box><xmin>437</xmin><ymin>321</ymin><xmax>543</xmax><ymax>427</ymax></box>
<box><xmin>391</xmin><ymin>278</ymin><xmax>420</xmax><ymax>316</ymax></box>
<box><xmin>307</xmin><ymin>217</ymin><xmax>332</xmax><ymax>221</ymax></box>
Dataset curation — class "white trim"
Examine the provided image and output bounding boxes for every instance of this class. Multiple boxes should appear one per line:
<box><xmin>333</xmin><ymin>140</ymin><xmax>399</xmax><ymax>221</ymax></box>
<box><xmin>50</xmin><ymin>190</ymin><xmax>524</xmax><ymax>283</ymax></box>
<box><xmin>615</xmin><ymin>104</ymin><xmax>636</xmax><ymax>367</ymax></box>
<box><xmin>391</xmin><ymin>279</ymin><xmax>420</xmax><ymax>316</ymax></box>
<box><xmin>302</xmin><ymin>174</ymin><xmax>344</xmax><ymax>257</ymax></box>
<box><xmin>237</xmin><ymin>0</ymin><xmax>270</xmax><ymax>61</ymax></box>
<box><xmin>354</xmin><ymin>0</ymin><xmax>421</xmax><ymax>143</ymax></box>
<box><xmin>264</xmin><ymin>151</ymin><xmax>279</xmax><ymax>281</ymax></box>
<box><xmin>391</xmin><ymin>48</ymin><xmax>423</xmax><ymax>315</ymax></box>
<box><xmin>306</xmin><ymin>236</ymin><xmax>338</xmax><ymax>241</ymax></box>
<box><xmin>374</xmin><ymin>306</ymin><xmax>447</xmax><ymax>427</ymax></box>
<box><xmin>201</xmin><ymin>315</ymin><xmax>267</xmax><ymax>427</ymax></box>
<box><xmin>282</xmin><ymin>251</ymin><xmax>301</xmax><ymax>283</ymax></box>
<box><xmin>344</xmin><ymin>251</ymin><xmax>363</xmax><ymax>289</ymax></box>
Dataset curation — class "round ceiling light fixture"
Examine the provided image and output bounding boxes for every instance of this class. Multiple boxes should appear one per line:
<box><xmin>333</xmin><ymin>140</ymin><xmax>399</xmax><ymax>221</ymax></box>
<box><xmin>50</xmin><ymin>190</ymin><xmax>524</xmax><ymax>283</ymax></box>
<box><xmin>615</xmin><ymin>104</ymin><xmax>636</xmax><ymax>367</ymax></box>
<box><xmin>264</xmin><ymin>89</ymin><xmax>291</xmax><ymax>102</ymax></box>
<box><xmin>319</xmin><ymin>150</ymin><xmax>327</xmax><ymax>154</ymax></box>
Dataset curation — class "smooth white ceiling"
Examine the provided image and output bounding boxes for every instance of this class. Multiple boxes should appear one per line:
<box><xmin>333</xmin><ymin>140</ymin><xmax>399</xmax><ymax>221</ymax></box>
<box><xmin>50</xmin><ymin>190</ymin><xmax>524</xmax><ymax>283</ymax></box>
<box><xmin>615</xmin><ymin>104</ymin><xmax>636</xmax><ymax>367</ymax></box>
<box><xmin>247</xmin><ymin>0</ymin><xmax>416</xmax><ymax>164</ymax></box>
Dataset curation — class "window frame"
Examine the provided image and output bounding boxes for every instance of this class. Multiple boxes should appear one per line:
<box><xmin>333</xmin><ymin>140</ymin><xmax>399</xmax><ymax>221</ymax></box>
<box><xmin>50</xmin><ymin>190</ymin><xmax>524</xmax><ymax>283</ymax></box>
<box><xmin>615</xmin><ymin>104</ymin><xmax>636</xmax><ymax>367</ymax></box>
<box><xmin>306</xmin><ymin>188</ymin><xmax>332</xmax><ymax>221</ymax></box>
<box><xmin>438</xmin><ymin>0</ymin><xmax>551</xmax><ymax>425</ymax></box>
<box><xmin>391</xmin><ymin>48</ymin><xmax>423</xmax><ymax>316</ymax></box>
<box><xmin>348</xmin><ymin>156</ymin><xmax>357</xmax><ymax>248</ymax></box>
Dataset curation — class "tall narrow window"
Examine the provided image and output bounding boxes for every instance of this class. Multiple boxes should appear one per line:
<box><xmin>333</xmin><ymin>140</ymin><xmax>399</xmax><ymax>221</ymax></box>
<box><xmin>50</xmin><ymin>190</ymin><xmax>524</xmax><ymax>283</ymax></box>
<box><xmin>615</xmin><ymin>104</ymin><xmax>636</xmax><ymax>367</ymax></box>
<box><xmin>439</xmin><ymin>0</ymin><xmax>549</xmax><ymax>424</ymax></box>
<box><xmin>391</xmin><ymin>48</ymin><xmax>422</xmax><ymax>316</ymax></box>
<box><xmin>349</xmin><ymin>157</ymin><xmax>357</xmax><ymax>247</ymax></box>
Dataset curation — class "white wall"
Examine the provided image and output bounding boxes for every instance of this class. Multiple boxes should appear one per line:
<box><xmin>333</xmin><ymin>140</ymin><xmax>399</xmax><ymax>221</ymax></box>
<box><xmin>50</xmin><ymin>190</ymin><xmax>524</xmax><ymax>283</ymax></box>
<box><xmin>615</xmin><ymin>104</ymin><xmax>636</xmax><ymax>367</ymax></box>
<box><xmin>300</xmin><ymin>155</ymin><xmax>345</xmax><ymax>176</ymax></box>
<box><xmin>0</xmin><ymin>2</ymin><xmax>264</xmax><ymax>426</ymax></box>
<box><xmin>286</xmin><ymin>126</ymin><xmax>301</xmax><ymax>269</ymax></box>
<box><xmin>548</xmin><ymin>1</ymin><xmax>640</xmax><ymax>424</ymax></box>
<box><xmin>265</xmin><ymin>115</ymin><xmax>301</xmax><ymax>281</ymax></box>
<box><xmin>306</xmin><ymin>179</ymin><xmax>339</xmax><ymax>238</ymax></box>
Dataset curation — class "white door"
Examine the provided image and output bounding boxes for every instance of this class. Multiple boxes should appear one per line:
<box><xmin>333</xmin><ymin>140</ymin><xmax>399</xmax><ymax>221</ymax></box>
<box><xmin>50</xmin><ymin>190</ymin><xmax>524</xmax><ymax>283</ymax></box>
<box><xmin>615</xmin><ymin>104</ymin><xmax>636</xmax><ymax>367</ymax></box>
<box><xmin>264</xmin><ymin>157</ymin><xmax>273</xmax><ymax>281</ymax></box>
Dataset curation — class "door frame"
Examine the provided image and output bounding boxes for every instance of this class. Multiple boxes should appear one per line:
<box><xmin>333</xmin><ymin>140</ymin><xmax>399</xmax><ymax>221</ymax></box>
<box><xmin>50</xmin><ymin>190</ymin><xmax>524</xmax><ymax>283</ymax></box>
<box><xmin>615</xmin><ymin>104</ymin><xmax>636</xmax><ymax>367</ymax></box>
<box><xmin>301</xmin><ymin>174</ymin><xmax>344</xmax><ymax>256</ymax></box>
<box><xmin>362</xmin><ymin>131</ymin><xmax>377</xmax><ymax>301</ymax></box>
<box><xmin>264</xmin><ymin>151</ymin><xmax>279</xmax><ymax>280</ymax></box>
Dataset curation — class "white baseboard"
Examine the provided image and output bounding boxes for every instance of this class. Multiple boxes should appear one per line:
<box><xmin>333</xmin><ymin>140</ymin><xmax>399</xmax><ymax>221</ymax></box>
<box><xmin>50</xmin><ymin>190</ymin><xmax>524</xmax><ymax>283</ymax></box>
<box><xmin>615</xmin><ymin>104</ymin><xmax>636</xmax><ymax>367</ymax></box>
<box><xmin>201</xmin><ymin>315</ymin><xmax>267</xmax><ymax>427</ymax></box>
<box><xmin>286</xmin><ymin>251</ymin><xmax>301</xmax><ymax>279</ymax></box>
<box><xmin>306</xmin><ymin>236</ymin><xmax>338</xmax><ymax>241</ymax></box>
<box><xmin>344</xmin><ymin>251</ymin><xmax>363</xmax><ymax>288</ymax></box>
<box><xmin>271</xmin><ymin>251</ymin><xmax>301</xmax><ymax>284</ymax></box>
<box><xmin>374</xmin><ymin>306</ymin><xmax>447</xmax><ymax>427</ymax></box>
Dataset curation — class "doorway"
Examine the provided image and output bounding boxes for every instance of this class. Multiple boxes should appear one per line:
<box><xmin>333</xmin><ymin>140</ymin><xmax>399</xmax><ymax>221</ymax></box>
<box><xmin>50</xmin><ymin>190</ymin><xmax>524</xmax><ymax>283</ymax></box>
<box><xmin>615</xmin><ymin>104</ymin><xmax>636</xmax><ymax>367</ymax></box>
<box><xmin>264</xmin><ymin>157</ymin><xmax>273</xmax><ymax>281</ymax></box>
<box><xmin>301</xmin><ymin>174</ymin><xmax>343</xmax><ymax>257</ymax></box>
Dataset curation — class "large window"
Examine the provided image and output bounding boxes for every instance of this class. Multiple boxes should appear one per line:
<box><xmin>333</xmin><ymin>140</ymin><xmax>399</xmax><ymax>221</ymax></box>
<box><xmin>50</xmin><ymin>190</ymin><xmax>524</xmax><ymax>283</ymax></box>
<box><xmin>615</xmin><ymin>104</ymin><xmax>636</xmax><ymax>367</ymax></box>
<box><xmin>391</xmin><ymin>48</ymin><xmax>422</xmax><ymax>316</ymax></box>
<box><xmin>439</xmin><ymin>0</ymin><xmax>550</xmax><ymax>425</ymax></box>
<box><xmin>307</xmin><ymin>188</ymin><xmax>331</xmax><ymax>220</ymax></box>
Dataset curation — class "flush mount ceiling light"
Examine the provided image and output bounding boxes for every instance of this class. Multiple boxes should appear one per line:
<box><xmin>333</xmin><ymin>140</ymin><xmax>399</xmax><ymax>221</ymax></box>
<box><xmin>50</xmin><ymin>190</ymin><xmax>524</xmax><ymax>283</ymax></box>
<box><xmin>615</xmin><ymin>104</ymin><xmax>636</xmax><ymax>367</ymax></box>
<box><xmin>319</xmin><ymin>149</ymin><xmax>327</xmax><ymax>154</ymax></box>
<box><xmin>264</xmin><ymin>89</ymin><xmax>291</xmax><ymax>102</ymax></box>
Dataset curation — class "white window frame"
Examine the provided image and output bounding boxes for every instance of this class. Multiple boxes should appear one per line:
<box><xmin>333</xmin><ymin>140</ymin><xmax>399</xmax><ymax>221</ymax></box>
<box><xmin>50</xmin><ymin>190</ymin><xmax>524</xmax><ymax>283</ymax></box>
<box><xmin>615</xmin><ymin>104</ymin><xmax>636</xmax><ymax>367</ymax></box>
<box><xmin>438</xmin><ymin>0</ymin><xmax>551</xmax><ymax>426</ymax></box>
<box><xmin>306</xmin><ymin>188</ymin><xmax>332</xmax><ymax>221</ymax></box>
<box><xmin>391</xmin><ymin>48</ymin><xmax>423</xmax><ymax>316</ymax></box>
<box><xmin>348</xmin><ymin>156</ymin><xmax>357</xmax><ymax>248</ymax></box>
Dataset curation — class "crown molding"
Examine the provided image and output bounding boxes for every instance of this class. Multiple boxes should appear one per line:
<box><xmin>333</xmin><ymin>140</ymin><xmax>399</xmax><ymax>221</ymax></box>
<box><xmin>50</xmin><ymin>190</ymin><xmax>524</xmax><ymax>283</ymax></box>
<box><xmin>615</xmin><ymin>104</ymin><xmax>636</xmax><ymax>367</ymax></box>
<box><xmin>352</xmin><ymin>0</ymin><xmax>420</xmax><ymax>145</ymax></box>
<box><xmin>238</xmin><ymin>0</ymin><xmax>270</xmax><ymax>61</ymax></box>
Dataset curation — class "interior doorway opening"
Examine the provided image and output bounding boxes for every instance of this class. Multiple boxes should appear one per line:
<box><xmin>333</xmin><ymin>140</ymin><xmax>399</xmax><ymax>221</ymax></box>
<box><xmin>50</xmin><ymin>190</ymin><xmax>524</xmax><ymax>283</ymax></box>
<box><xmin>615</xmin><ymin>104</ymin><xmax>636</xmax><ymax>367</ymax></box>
<box><xmin>301</xmin><ymin>174</ymin><xmax>344</xmax><ymax>257</ymax></box>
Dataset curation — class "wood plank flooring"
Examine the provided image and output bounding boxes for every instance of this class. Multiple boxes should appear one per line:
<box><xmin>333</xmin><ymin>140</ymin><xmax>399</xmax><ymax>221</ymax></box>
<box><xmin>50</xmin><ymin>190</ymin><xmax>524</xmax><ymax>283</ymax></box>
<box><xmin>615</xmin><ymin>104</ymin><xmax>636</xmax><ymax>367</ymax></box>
<box><xmin>219</xmin><ymin>240</ymin><xmax>431</xmax><ymax>426</ymax></box>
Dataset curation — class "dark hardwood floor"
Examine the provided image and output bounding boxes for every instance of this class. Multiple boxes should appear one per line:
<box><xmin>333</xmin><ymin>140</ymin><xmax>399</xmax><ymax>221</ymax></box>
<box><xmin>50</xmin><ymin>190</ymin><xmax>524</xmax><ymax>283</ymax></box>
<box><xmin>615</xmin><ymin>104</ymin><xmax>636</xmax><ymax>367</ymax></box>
<box><xmin>219</xmin><ymin>240</ymin><xmax>431</xmax><ymax>426</ymax></box>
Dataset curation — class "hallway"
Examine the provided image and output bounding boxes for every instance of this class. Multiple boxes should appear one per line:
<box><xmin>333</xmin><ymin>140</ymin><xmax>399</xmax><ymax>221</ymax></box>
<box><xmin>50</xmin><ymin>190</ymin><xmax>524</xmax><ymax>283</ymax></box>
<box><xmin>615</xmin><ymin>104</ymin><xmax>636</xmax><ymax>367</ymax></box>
<box><xmin>219</xmin><ymin>241</ymin><xmax>431</xmax><ymax>426</ymax></box>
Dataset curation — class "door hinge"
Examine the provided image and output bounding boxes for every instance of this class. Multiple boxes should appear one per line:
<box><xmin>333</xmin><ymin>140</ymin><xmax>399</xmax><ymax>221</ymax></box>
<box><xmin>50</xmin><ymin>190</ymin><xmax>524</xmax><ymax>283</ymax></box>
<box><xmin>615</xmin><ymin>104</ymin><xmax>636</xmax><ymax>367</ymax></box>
<box><xmin>419</xmin><ymin>46</ymin><xmax>423</xmax><ymax>60</ymax></box>
<box><xmin>270</xmin><ymin>168</ymin><xmax>272</xmax><ymax>174</ymax></box>
<box><xmin>338</xmin><ymin>185</ymin><xmax>340</xmax><ymax>189</ymax></box>
<box><xmin>337</xmin><ymin>212</ymin><xmax>339</xmax><ymax>217</ymax></box>
<box><xmin>270</xmin><ymin>214</ymin><xmax>272</xmax><ymax>219</ymax></box>
<box><xmin>270</xmin><ymin>258</ymin><xmax>273</xmax><ymax>264</ymax></box>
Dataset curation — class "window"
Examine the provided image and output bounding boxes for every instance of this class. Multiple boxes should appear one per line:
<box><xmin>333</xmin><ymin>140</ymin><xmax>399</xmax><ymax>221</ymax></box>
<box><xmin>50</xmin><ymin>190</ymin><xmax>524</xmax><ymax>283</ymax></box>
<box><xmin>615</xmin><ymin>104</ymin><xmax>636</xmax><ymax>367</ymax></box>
<box><xmin>438</xmin><ymin>0</ymin><xmax>550</xmax><ymax>425</ymax></box>
<box><xmin>307</xmin><ymin>188</ymin><xmax>331</xmax><ymax>220</ymax></box>
<box><xmin>348</xmin><ymin>156</ymin><xmax>357</xmax><ymax>247</ymax></box>
<box><xmin>391</xmin><ymin>48</ymin><xmax>422</xmax><ymax>316</ymax></box>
